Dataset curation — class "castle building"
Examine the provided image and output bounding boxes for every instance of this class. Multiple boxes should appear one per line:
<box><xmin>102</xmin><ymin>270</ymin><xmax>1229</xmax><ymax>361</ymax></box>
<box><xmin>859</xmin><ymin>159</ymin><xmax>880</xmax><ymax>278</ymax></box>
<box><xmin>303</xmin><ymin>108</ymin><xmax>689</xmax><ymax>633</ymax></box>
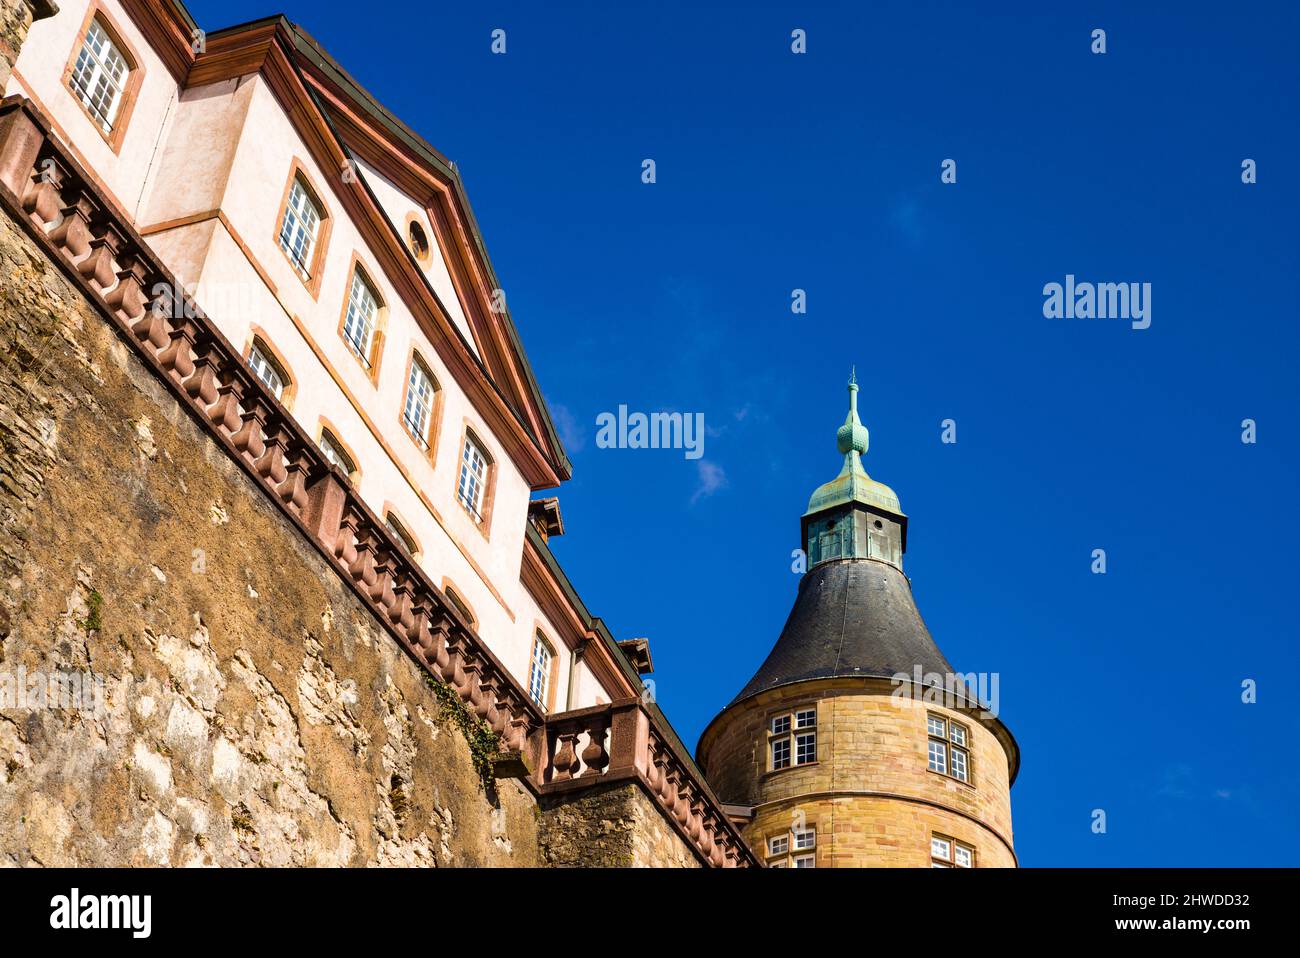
<box><xmin>0</xmin><ymin>0</ymin><xmax>755</xmax><ymax>866</ymax></box>
<box><xmin>697</xmin><ymin>376</ymin><xmax>1020</xmax><ymax>867</ymax></box>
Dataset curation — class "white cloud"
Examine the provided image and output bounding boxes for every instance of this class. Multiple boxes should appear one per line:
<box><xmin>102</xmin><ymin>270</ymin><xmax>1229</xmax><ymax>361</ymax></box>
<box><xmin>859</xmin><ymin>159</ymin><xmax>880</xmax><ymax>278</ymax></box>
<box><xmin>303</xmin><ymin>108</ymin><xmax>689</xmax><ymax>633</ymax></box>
<box><xmin>690</xmin><ymin>460</ymin><xmax>727</xmax><ymax>505</ymax></box>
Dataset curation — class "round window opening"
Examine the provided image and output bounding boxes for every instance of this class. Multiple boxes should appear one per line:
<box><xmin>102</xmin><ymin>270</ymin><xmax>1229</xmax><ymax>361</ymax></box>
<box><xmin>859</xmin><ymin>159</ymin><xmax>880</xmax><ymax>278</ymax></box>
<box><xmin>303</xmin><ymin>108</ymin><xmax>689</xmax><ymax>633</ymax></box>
<box><xmin>874</xmin><ymin>520</ymin><xmax>883</xmax><ymax>529</ymax></box>
<box><xmin>408</xmin><ymin>220</ymin><xmax>429</xmax><ymax>260</ymax></box>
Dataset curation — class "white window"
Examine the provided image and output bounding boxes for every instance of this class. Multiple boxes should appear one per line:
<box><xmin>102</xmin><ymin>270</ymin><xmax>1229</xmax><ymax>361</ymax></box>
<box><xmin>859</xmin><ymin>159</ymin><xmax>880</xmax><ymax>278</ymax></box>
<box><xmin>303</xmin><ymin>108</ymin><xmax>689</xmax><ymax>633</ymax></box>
<box><xmin>793</xmin><ymin>827</ymin><xmax>816</xmax><ymax>851</ymax></box>
<box><xmin>770</xmin><ymin>738</ymin><xmax>790</xmax><ymax>770</ymax></box>
<box><xmin>769</xmin><ymin>859</ymin><xmax>788</xmax><ymax>868</ymax></box>
<box><xmin>793</xmin><ymin>855</ymin><xmax>815</xmax><ymax>868</ymax></box>
<box><xmin>248</xmin><ymin>342</ymin><xmax>286</xmax><ymax>400</ymax></box>
<box><xmin>278</xmin><ymin>178</ymin><xmax>321</xmax><ymax>278</ymax></box>
<box><xmin>795</xmin><ymin>731</ymin><xmax>817</xmax><ymax>765</ymax></box>
<box><xmin>932</xmin><ymin>834</ymin><xmax>973</xmax><ymax>868</ymax></box>
<box><xmin>931</xmin><ymin>836</ymin><xmax>951</xmax><ymax>862</ymax></box>
<box><xmin>927</xmin><ymin>738</ymin><xmax>947</xmax><ymax>774</ymax></box>
<box><xmin>768</xmin><ymin>835</ymin><xmax>788</xmax><ymax>856</ymax></box>
<box><xmin>928</xmin><ymin>713</ymin><xmax>970</xmax><ymax>783</ymax></box>
<box><xmin>457</xmin><ymin>435</ymin><xmax>488</xmax><ymax>521</ymax></box>
<box><xmin>69</xmin><ymin>19</ymin><xmax>129</xmax><ymax>132</ymax></box>
<box><xmin>950</xmin><ymin>745</ymin><xmax>968</xmax><ymax>783</ymax></box>
<box><xmin>529</xmin><ymin>634</ymin><xmax>552</xmax><ymax>708</ymax></box>
<box><xmin>402</xmin><ymin>358</ymin><xmax>436</xmax><ymax>447</ymax></box>
<box><xmin>342</xmin><ymin>269</ymin><xmax>379</xmax><ymax>366</ymax></box>
<box><xmin>769</xmin><ymin>707</ymin><xmax>816</xmax><ymax>771</ymax></box>
<box><xmin>319</xmin><ymin>430</ymin><xmax>354</xmax><ymax>477</ymax></box>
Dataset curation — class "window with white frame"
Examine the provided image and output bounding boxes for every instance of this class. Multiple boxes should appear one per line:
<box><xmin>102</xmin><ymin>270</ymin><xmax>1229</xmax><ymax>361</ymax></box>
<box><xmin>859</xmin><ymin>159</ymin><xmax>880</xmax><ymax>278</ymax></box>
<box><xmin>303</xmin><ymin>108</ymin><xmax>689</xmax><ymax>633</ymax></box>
<box><xmin>766</xmin><ymin>824</ymin><xmax>815</xmax><ymax>868</ymax></box>
<box><xmin>456</xmin><ymin>434</ymin><xmax>488</xmax><ymax>521</ymax></box>
<box><xmin>402</xmin><ymin>357</ymin><xmax>436</xmax><ymax>448</ymax></box>
<box><xmin>247</xmin><ymin>341</ymin><xmax>287</xmax><ymax>400</ymax></box>
<box><xmin>319</xmin><ymin>429</ymin><xmax>355</xmax><ymax>478</ymax></box>
<box><xmin>529</xmin><ymin>632</ymin><xmax>553</xmax><ymax>709</ymax></box>
<box><xmin>931</xmin><ymin>834</ymin><xmax>974</xmax><ymax>868</ymax></box>
<box><xmin>278</xmin><ymin>177</ymin><xmax>322</xmax><ymax>278</ymax></box>
<box><xmin>342</xmin><ymin>268</ymin><xmax>380</xmax><ymax>367</ymax></box>
<box><xmin>926</xmin><ymin>713</ymin><xmax>971</xmax><ymax>784</ymax></box>
<box><xmin>768</xmin><ymin>706</ymin><xmax>816</xmax><ymax>771</ymax></box>
<box><xmin>69</xmin><ymin>19</ymin><xmax>130</xmax><ymax>132</ymax></box>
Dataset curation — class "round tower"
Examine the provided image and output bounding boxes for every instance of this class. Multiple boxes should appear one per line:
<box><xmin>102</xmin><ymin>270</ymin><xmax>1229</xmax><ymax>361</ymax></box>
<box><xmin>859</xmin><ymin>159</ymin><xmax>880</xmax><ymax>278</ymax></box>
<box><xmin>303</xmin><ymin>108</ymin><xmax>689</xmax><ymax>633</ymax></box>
<box><xmin>697</xmin><ymin>373</ymin><xmax>1019</xmax><ymax>867</ymax></box>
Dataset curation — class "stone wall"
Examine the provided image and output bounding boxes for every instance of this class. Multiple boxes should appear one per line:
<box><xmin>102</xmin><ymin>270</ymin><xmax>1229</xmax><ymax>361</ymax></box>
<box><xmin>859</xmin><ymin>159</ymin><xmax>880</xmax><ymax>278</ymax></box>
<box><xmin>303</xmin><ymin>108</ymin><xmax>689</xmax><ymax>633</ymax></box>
<box><xmin>0</xmin><ymin>207</ymin><xmax>544</xmax><ymax>866</ymax></box>
<box><xmin>539</xmin><ymin>781</ymin><xmax>700</xmax><ymax>868</ymax></box>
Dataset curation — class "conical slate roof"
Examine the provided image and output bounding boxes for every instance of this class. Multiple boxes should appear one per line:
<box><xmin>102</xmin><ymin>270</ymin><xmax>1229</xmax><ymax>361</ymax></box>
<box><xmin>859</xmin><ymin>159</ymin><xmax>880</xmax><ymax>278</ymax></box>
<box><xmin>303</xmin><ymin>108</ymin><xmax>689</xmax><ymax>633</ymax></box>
<box><xmin>731</xmin><ymin>558</ymin><xmax>954</xmax><ymax>706</ymax></box>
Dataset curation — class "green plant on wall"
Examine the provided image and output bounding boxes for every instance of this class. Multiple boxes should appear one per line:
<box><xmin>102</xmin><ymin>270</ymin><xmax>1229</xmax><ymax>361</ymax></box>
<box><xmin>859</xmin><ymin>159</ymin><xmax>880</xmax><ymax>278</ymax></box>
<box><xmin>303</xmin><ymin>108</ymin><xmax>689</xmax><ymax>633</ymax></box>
<box><xmin>425</xmin><ymin>676</ymin><xmax>500</xmax><ymax>788</ymax></box>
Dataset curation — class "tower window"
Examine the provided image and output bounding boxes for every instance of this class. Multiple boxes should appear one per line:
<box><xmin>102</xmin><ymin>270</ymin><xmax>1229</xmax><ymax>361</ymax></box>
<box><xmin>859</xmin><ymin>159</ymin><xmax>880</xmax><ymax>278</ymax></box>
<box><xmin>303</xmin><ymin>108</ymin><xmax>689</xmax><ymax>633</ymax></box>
<box><xmin>926</xmin><ymin>713</ymin><xmax>972</xmax><ymax>784</ymax></box>
<box><xmin>765</xmin><ymin>819</ymin><xmax>815</xmax><ymax>867</ymax></box>
<box><xmin>69</xmin><ymin>18</ymin><xmax>131</xmax><ymax>133</ymax></box>
<box><xmin>768</xmin><ymin>705</ymin><xmax>817</xmax><ymax>772</ymax></box>
<box><xmin>931</xmin><ymin>834</ymin><xmax>974</xmax><ymax>868</ymax></box>
<box><xmin>793</xmin><ymin>826</ymin><xmax>816</xmax><ymax>851</ymax></box>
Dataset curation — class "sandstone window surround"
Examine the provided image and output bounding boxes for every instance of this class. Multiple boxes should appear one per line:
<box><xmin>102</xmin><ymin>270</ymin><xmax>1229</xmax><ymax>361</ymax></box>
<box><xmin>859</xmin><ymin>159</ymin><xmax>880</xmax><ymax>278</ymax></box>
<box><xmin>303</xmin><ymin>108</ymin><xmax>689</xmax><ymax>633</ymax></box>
<box><xmin>403</xmin><ymin>210</ymin><xmax>434</xmax><ymax>271</ymax></box>
<box><xmin>275</xmin><ymin>160</ymin><xmax>332</xmax><ymax>297</ymax></box>
<box><xmin>767</xmin><ymin>704</ymin><xmax>818</xmax><ymax>772</ymax></box>
<box><xmin>338</xmin><ymin>258</ymin><xmax>387</xmax><ymax>381</ymax></box>
<box><xmin>931</xmin><ymin>833</ymin><xmax>975</xmax><ymax>868</ymax></box>
<box><xmin>529</xmin><ymin>630</ymin><xmax>557</xmax><ymax>712</ymax></box>
<box><xmin>245</xmin><ymin>333</ymin><xmax>293</xmax><ymax>407</ymax></box>
<box><xmin>441</xmin><ymin>580</ymin><xmax>476</xmax><ymax>630</ymax></box>
<box><xmin>383</xmin><ymin>508</ymin><xmax>420</xmax><ymax>560</ymax></box>
<box><xmin>765</xmin><ymin>822</ymin><xmax>816</xmax><ymax>867</ymax></box>
<box><xmin>926</xmin><ymin>713</ymin><xmax>973</xmax><ymax>786</ymax></box>
<box><xmin>317</xmin><ymin>423</ymin><xmax>359</xmax><ymax>482</ymax></box>
<box><xmin>62</xmin><ymin>4</ymin><xmax>143</xmax><ymax>153</ymax></box>
<box><xmin>401</xmin><ymin>350</ymin><xmax>440</xmax><ymax>455</ymax></box>
<box><xmin>456</xmin><ymin>426</ymin><xmax>494</xmax><ymax>532</ymax></box>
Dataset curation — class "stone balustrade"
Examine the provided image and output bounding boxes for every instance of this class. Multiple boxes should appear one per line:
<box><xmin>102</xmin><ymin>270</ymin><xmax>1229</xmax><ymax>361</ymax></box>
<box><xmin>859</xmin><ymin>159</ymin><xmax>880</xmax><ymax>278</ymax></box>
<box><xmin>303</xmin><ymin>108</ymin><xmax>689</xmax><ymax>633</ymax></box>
<box><xmin>0</xmin><ymin>94</ymin><xmax>758</xmax><ymax>868</ymax></box>
<box><xmin>537</xmin><ymin>697</ymin><xmax>757</xmax><ymax>867</ymax></box>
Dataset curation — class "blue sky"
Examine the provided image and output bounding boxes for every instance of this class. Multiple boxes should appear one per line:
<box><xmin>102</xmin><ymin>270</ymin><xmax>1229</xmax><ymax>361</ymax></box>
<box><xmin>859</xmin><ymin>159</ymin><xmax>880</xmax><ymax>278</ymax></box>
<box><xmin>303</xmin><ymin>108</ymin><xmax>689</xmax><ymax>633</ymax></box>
<box><xmin>188</xmin><ymin>0</ymin><xmax>1300</xmax><ymax>865</ymax></box>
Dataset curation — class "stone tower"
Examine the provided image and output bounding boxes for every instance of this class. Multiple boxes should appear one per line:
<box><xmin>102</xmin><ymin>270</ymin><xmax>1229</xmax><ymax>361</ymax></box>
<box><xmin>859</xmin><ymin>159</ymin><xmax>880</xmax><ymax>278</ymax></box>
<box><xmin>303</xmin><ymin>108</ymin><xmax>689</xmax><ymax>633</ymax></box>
<box><xmin>697</xmin><ymin>374</ymin><xmax>1019</xmax><ymax>867</ymax></box>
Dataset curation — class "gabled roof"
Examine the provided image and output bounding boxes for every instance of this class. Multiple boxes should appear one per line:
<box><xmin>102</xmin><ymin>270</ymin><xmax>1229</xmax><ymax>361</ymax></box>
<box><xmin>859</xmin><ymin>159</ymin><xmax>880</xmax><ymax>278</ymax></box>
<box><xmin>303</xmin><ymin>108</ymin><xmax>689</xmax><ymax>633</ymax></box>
<box><xmin>119</xmin><ymin>0</ymin><xmax>571</xmax><ymax>485</ymax></box>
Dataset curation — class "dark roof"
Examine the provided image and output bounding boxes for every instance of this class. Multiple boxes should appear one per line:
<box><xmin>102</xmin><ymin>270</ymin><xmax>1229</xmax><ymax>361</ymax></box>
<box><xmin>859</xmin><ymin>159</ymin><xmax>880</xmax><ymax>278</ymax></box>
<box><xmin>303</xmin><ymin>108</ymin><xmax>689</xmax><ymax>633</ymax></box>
<box><xmin>731</xmin><ymin>558</ymin><xmax>955</xmax><ymax>706</ymax></box>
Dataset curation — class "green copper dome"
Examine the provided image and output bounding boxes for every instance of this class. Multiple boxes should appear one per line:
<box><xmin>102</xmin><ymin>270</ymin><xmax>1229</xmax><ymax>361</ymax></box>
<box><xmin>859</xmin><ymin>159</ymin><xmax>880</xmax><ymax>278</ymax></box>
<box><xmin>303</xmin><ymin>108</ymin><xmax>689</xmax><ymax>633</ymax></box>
<box><xmin>804</xmin><ymin>371</ymin><xmax>903</xmax><ymax>518</ymax></box>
